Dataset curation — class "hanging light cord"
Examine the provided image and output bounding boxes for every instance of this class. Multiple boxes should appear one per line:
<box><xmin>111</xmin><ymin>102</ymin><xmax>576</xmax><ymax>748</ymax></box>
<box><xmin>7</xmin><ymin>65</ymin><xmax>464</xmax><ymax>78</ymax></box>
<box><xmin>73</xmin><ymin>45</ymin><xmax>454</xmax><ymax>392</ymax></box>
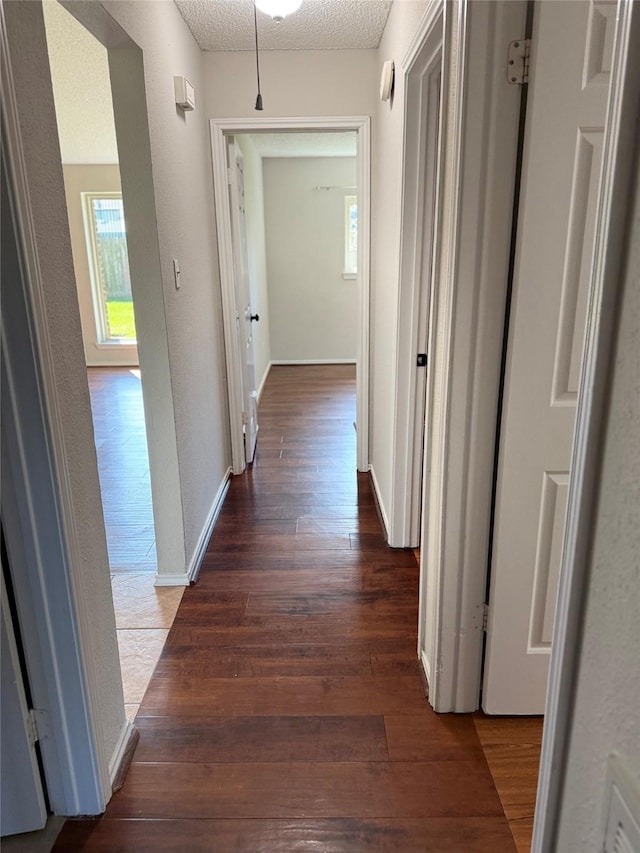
<box><xmin>254</xmin><ymin>2</ymin><xmax>263</xmax><ymax>110</ymax></box>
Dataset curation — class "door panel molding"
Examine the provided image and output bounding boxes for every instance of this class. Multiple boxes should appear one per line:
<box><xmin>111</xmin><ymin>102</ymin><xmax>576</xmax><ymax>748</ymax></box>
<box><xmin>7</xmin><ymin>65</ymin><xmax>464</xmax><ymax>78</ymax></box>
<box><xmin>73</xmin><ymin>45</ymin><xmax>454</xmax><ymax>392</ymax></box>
<box><xmin>210</xmin><ymin>116</ymin><xmax>371</xmax><ymax>474</ymax></box>
<box><xmin>534</xmin><ymin>1</ymin><xmax>640</xmax><ymax>848</ymax></box>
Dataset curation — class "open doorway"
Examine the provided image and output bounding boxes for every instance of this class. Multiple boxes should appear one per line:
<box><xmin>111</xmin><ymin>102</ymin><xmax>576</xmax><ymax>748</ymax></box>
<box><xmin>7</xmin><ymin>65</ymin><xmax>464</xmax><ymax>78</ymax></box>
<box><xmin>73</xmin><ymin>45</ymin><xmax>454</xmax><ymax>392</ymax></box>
<box><xmin>230</xmin><ymin>130</ymin><xmax>359</xmax><ymax>470</ymax></box>
<box><xmin>42</xmin><ymin>2</ymin><xmax>182</xmax><ymax>722</ymax></box>
<box><xmin>211</xmin><ymin>118</ymin><xmax>370</xmax><ymax>477</ymax></box>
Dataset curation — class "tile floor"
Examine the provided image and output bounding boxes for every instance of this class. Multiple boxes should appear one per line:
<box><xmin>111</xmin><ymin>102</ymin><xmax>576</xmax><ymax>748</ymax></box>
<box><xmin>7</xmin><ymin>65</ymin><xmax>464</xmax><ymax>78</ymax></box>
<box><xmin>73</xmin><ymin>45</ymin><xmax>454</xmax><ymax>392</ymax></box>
<box><xmin>88</xmin><ymin>368</ymin><xmax>181</xmax><ymax>716</ymax></box>
<box><xmin>111</xmin><ymin>573</ymin><xmax>184</xmax><ymax>721</ymax></box>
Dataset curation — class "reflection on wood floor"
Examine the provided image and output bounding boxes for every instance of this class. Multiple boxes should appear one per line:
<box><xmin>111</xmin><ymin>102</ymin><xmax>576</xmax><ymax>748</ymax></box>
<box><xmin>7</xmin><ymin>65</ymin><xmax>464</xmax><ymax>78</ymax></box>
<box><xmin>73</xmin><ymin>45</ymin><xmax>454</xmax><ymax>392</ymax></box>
<box><xmin>56</xmin><ymin>365</ymin><xmax>539</xmax><ymax>852</ymax></box>
<box><xmin>87</xmin><ymin>368</ymin><xmax>156</xmax><ymax>573</ymax></box>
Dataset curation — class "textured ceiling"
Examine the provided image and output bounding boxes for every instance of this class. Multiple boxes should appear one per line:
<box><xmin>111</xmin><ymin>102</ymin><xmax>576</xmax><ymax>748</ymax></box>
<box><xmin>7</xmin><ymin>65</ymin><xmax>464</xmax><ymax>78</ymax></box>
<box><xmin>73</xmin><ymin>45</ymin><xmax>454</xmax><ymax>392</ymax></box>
<box><xmin>43</xmin><ymin>0</ymin><xmax>118</xmax><ymax>164</ymax></box>
<box><xmin>174</xmin><ymin>0</ymin><xmax>393</xmax><ymax>51</ymax></box>
<box><xmin>240</xmin><ymin>131</ymin><xmax>357</xmax><ymax>158</ymax></box>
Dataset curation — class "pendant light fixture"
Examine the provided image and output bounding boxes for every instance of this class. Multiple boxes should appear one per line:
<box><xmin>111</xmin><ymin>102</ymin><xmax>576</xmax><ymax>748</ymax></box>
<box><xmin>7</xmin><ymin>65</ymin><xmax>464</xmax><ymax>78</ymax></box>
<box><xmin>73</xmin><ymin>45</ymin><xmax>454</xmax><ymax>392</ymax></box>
<box><xmin>253</xmin><ymin>0</ymin><xmax>303</xmax><ymax>110</ymax></box>
<box><xmin>253</xmin><ymin>0</ymin><xmax>263</xmax><ymax>110</ymax></box>
<box><xmin>255</xmin><ymin>0</ymin><xmax>303</xmax><ymax>22</ymax></box>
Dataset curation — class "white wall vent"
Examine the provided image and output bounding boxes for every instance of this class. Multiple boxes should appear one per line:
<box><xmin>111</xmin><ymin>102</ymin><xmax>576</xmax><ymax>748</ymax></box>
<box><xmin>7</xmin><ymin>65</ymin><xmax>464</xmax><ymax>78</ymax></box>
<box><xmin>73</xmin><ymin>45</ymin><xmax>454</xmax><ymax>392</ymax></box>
<box><xmin>603</xmin><ymin>754</ymin><xmax>640</xmax><ymax>853</ymax></box>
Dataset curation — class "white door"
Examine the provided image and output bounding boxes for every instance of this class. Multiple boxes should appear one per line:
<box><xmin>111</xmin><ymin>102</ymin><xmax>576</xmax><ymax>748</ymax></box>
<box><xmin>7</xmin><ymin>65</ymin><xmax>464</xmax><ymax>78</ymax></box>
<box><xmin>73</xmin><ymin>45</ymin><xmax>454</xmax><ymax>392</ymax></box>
<box><xmin>1</xmin><ymin>571</ymin><xmax>47</xmax><ymax>836</ymax></box>
<box><xmin>483</xmin><ymin>0</ymin><xmax>614</xmax><ymax>713</ymax></box>
<box><xmin>227</xmin><ymin>139</ymin><xmax>259</xmax><ymax>464</ymax></box>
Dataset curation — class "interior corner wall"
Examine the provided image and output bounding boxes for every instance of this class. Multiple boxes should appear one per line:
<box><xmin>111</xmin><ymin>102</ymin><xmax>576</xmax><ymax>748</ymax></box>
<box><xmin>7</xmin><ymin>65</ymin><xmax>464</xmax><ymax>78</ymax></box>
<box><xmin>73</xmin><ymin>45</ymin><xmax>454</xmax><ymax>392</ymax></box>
<box><xmin>236</xmin><ymin>135</ymin><xmax>271</xmax><ymax>392</ymax></box>
<box><xmin>100</xmin><ymin>0</ymin><xmax>231</xmax><ymax>567</ymax></box>
<box><xmin>62</xmin><ymin>164</ymin><xmax>139</xmax><ymax>367</ymax></box>
<box><xmin>371</xmin><ymin>0</ymin><xmax>428</xmax><ymax>520</ymax></box>
<box><xmin>555</xmin><ymin>164</ymin><xmax>640</xmax><ymax>853</ymax></box>
<box><xmin>263</xmin><ymin>156</ymin><xmax>358</xmax><ymax>363</ymax></box>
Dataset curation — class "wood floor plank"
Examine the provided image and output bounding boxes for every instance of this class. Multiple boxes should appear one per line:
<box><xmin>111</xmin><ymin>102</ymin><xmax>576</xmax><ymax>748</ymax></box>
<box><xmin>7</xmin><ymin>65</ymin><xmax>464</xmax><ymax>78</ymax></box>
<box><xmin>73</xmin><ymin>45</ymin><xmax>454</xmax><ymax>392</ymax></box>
<box><xmin>53</xmin><ymin>817</ymin><xmax>517</xmax><ymax>853</ymax></box>
<box><xmin>190</xmin><ymin>567</ymin><xmax>419</xmax><ymax>595</ymax></box>
<box><xmin>106</xmin><ymin>761</ymin><xmax>504</xmax><ymax>820</ymax></box>
<box><xmin>154</xmin><ymin>639</ymin><xmax>373</xmax><ymax>677</ymax></box>
<box><xmin>385</xmin><ymin>714</ymin><xmax>485</xmax><ymax>762</ymax></box>
<box><xmin>206</xmin><ymin>533</ymin><xmax>353</xmax><ymax>553</ymax></box>
<box><xmin>133</xmin><ymin>715</ymin><xmax>388</xmax><ymax>763</ymax></box>
<box><xmin>139</xmin><ymin>675</ymin><xmax>428</xmax><ymax>716</ymax></box>
<box><xmin>473</xmin><ymin>715</ymin><xmax>543</xmax><ymax>853</ymax></box>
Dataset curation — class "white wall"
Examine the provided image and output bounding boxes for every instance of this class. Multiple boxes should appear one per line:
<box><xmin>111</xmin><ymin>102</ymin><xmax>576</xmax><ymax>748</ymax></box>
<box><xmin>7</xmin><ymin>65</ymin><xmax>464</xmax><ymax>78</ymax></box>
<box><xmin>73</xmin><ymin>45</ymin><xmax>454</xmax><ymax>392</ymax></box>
<box><xmin>100</xmin><ymin>0</ymin><xmax>231</xmax><ymax>568</ymax></box>
<box><xmin>203</xmin><ymin>49</ymin><xmax>378</xmax><ymax>119</ymax></box>
<box><xmin>43</xmin><ymin>0</ymin><xmax>118</xmax><ymax>164</ymax></box>
<box><xmin>370</xmin><ymin>0</ymin><xmax>428</xmax><ymax>517</ymax></box>
<box><xmin>63</xmin><ymin>164</ymin><xmax>139</xmax><ymax>367</ymax></box>
<box><xmin>555</xmin><ymin>165</ymin><xmax>640</xmax><ymax>851</ymax></box>
<box><xmin>236</xmin><ymin>135</ymin><xmax>271</xmax><ymax>393</ymax></box>
<box><xmin>262</xmin><ymin>156</ymin><xmax>358</xmax><ymax>362</ymax></box>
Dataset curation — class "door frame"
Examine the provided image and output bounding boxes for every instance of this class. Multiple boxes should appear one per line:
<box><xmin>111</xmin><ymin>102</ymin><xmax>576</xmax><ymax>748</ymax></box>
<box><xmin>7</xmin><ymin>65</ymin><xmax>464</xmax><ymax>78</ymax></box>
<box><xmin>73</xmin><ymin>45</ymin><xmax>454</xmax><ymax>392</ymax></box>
<box><xmin>421</xmin><ymin>0</ymin><xmax>637</xmax><ymax>718</ymax></box>
<box><xmin>389</xmin><ymin>0</ymin><xmax>444</xmax><ymax>549</ymax></box>
<box><xmin>210</xmin><ymin>116</ymin><xmax>371</xmax><ymax>474</ymax></box>
<box><xmin>414</xmin><ymin>0</ymin><xmax>528</xmax><ymax>711</ymax></box>
<box><xmin>1</xmin><ymin>22</ymin><xmax>109</xmax><ymax>811</ymax></box>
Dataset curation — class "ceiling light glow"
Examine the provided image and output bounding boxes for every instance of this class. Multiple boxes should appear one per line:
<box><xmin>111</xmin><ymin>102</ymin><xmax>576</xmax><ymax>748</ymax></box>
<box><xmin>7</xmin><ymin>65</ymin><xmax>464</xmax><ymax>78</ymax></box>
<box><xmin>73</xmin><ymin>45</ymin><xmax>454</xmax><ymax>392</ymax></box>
<box><xmin>255</xmin><ymin>0</ymin><xmax>303</xmax><ymax>22</ymax></box>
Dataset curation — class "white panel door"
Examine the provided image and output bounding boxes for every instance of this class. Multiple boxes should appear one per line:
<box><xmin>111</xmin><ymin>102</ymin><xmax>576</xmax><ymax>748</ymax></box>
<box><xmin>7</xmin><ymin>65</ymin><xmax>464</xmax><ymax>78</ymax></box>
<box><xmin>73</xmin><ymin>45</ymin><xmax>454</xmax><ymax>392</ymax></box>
<box><xmin>227</xmin><ymin>139</ymin><xmax>259</xmax><ymax>464</ymax></box>
<box><xmin>483</xmin><ymin>0</ymin><xmax>615</xmax><ymax>713</ymax></box>
<box><xmin>1</xmin><ymin>572</ymin><xmax>47</xmax><ymax>836</ymax></box>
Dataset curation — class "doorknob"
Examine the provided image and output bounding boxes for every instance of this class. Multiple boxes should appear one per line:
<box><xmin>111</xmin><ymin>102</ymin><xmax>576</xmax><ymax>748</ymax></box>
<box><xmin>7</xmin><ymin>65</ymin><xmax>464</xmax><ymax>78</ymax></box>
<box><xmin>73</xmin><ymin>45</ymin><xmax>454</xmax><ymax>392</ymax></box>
<box><xmin>250</xmin><ymin>313</ymin><xmax>260</xmax><ymax>322</ymax></box>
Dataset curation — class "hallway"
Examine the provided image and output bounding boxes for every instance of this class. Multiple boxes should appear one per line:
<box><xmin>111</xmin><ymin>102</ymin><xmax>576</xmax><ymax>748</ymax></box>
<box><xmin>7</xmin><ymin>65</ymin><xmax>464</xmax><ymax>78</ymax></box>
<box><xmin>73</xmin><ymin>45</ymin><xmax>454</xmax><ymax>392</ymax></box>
<box><xmin>54</xmin><ymin>365</ymin><xmax>516</xmax><ymax>852</ymax></box>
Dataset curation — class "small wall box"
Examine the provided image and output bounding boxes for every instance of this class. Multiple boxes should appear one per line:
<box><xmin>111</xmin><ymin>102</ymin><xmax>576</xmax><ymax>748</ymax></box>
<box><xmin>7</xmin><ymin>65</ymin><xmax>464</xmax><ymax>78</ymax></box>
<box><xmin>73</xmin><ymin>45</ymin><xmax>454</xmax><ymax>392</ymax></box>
<box><xmin>174</xmin><ymin>76</ymin><xmax>195</xmax><ymax>111</ymax></box>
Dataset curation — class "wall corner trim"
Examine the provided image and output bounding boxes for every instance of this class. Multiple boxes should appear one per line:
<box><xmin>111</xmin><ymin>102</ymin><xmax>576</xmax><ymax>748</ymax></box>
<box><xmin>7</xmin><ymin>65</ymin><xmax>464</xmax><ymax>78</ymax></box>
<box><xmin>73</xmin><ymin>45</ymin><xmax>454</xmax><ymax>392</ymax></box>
<box><xmin>185</xmin><ymin>466</ymin><xmax>233</xmax><ymax>584</ymax></box>
<box><xmin>108</xmin><ymin>720</ymin><xmax>138</xmax><ymax>794</ymax></box>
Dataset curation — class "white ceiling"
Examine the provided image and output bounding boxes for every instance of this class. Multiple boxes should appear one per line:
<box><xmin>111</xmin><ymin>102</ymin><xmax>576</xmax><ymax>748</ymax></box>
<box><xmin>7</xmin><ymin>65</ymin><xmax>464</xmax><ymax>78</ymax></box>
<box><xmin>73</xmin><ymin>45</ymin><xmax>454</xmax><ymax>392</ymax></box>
<box><xmin>240</xmin><ymin>131</ymin><xmax>357</xmax><ymax>158</ymax></box>
<box><xmin>174</xmin><ymin>0</ymin><xmax>393</xmax><ymax>51</ymax></box>
<box><xmin>43</xmin><ymin>0</ymin><xmax>119</xmax><ymax>164</ymax></box>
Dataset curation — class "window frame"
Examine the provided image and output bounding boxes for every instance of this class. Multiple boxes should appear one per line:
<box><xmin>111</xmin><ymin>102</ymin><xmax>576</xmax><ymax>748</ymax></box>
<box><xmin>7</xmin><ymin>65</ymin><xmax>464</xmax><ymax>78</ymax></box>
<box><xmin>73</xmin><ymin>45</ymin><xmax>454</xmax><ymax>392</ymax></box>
<box><xmin>343</xmin><ymin>194</ymin><xmax>358</xmax><ymax>279</ymax></box>
<box><xmin>81</xmin><ymin>191</ymin><xmax>136</xmax><ymax>346</ymax></box>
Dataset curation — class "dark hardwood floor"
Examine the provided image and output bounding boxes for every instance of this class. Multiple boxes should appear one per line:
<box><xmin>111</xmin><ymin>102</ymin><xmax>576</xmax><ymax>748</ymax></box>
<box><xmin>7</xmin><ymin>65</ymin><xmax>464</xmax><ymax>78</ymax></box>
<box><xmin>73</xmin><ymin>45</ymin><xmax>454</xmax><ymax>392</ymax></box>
<box><xmin>55</xmin><ymin>365</ymin><xmax>517</xmax><ymax>852</ymax></box>
<box><xmin>87</xmin><ymin>368</ymin><xmax>156</xmax><ymax>573</ymax></box>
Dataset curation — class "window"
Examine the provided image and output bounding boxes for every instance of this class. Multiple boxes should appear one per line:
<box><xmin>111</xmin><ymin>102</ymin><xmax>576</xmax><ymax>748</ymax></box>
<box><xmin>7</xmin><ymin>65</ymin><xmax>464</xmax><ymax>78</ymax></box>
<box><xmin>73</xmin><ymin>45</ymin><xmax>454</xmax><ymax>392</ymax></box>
<box><xmin>344</xmin><ymin>195</ymin><xmax>358</xmax><ymax>277</ymax></box>
<box><xmin>83</xmin><ymin>193</ymin><xmax>137</xmax><ymax>344</ymax></box>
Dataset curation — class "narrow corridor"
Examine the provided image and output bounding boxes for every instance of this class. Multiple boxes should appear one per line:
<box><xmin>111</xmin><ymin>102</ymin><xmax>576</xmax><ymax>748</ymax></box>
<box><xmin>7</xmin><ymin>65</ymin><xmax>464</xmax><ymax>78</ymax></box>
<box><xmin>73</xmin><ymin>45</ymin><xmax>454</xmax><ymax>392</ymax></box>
<box><xmin>54</xmin><ymin>365</ymin><xmax>516</xmax><ymax>852</ymax></box>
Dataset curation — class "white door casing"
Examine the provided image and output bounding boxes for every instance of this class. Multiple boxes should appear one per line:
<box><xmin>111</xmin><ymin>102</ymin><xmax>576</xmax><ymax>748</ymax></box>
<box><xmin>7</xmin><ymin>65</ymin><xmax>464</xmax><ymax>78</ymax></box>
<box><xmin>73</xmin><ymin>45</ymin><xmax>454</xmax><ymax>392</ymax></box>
<box><xmin>483</xmin><ymin>0</ymin><xmax>615</xmax><ymax>714</ymax></box>
<box><xmin>227</xmin><ymin>139</ymin><xmax>259</xmax><ymax>464</ymax></box>
<box><xmin>417</xmin><ymin>0</ymin><xmax>527</xmax><ymax>711</ymax></box>
<box><xmin>390</xmin><ymin>0</ymin><xmax>444</xmax><ymax>550</ymax></box>
<box><xmin>0</xmin><ymin>572</ymin><xmax>47</xmax><ymax>837</ymax></box>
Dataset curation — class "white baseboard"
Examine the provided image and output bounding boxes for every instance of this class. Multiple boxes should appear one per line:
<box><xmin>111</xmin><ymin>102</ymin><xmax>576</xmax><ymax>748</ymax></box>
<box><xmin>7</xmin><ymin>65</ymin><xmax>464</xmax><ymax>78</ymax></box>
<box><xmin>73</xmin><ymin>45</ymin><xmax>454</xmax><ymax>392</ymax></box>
<box><xmin>108</xmin><ymin>719</ymin><xmax>134</xmax><ymax>786</ymax></box>
<box><xmin>270</xmin><ymin>359</ymin><xmax>357</xmax><ymax>365</ymax></box>
<box><xmin>368</xmin><ymin>464</ymin><xmax>390</xmax><ymax>542</ymax></box>
<box><xmin>153</xmin><ymin>573</ymin><xmax>190</xmax><ymax>587</ymax></box>
<box><xmin>256</xmin><ymin>362</ymin><xmax>272</xmax><ymax>403</ymax></box>
<box><xmin>186</xmin><ymin>467</ymin><xmax>232</xmax><ymax>583</ymax></box>
<box><xmin>420</xmin><ymin>648</ymin><xmax>431</xmax><ymax>687</ymax></box>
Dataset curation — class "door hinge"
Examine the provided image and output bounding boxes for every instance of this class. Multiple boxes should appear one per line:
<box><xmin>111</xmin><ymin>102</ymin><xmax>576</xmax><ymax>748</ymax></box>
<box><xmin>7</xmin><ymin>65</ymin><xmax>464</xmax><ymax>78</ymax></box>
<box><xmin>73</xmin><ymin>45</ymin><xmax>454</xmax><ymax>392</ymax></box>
<box><xmin>507</xmin><ymin>39</ymin><xmax>531</xmax><ymax>85</ymax></box>
<box><xmin>416</xmin><ymin>353</ymin><xmax>427</xmax><ymax>367</ymax></box>
<box><xmin>482</xmin><ymin>603</ymin><xmax>490</xmax><ymax>632</ymax></box>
